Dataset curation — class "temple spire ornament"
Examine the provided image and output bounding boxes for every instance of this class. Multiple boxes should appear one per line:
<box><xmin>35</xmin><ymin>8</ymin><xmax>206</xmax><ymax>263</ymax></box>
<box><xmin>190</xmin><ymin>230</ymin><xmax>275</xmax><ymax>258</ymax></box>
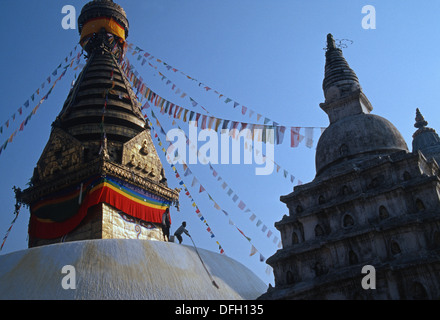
<box><xmin>412</xmin><ymin>108</ymin><xmax>440</xmax><ymax>165</ymax></box>
<box><xmin>322</xmin><ymin>33</ymin><xmax>362</xmax><ymax>109</ymax></box>
<box><xmin>414</xmin><ymin>108</ymin><xmax>429</xmax><ymax>129</ymax></box>
<box><xmin>326</xmin><ymin>33</ymin><xmax>337</xmax><ymax>51</ymax></box>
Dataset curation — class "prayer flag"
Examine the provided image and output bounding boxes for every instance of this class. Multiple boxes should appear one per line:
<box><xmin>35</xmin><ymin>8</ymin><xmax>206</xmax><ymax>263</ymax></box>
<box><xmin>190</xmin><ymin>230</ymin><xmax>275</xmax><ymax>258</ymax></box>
<box><xmin>208</xmin><ymin>117</ymin><xmax>215</xmax><ymax>130</ymax></box>
<box><xmin>189</xmin><ymin>111</ymin><xmax>195</xmax><ymax>122</ymax></box>
<box><xmin>222</xmin><ymin>120</ymin><xmax>230</xmax><ymax>130</ymax></box>
<box><xmin>305</xmin><ymin>127</ymin><xmax>314</xmax><ymax>148</ymax></box>
<box><xmin>214</xmin><ymin>118</ymin><xmax>222</xmax><ymax>132</ymax></box>
<box><xmin>276</xmin><ymin>126</ymin><xmax>286</xmax><ymax>145</ymax></box>
<box><xmin>201</xmin><ymin>115</ymin><xmax>207</xmax><ymax>130</ymax></box>
<box><xmin>291</xmin><ymin>127</ymin><xmax>301</xmax><ymax>148</ymax></box>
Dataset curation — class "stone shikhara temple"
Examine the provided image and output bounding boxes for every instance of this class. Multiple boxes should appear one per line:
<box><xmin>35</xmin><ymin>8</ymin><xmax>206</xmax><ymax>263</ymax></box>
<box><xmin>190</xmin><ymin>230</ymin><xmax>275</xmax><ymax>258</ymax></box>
<box><xmin>260</xmin><ymin>34</ymin><xmax>440</xmax><ymax>300</ymax></box>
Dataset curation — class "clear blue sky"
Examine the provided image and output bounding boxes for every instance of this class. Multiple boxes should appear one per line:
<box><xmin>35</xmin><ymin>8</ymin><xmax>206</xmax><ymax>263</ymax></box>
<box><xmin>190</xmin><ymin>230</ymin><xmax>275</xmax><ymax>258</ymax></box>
<box><xmin>1</xmin><ymin>0</ymin><xmax>440</xmax><ymax>286</ymax></box>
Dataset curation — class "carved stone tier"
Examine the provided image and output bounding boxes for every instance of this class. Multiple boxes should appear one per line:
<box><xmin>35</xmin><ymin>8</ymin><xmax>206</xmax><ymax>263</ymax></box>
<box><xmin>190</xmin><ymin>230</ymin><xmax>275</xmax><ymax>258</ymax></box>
<box><xmin>19</xmin><ymin>158</ymin><xmax>178</xmax><ymax>207</ymax></box>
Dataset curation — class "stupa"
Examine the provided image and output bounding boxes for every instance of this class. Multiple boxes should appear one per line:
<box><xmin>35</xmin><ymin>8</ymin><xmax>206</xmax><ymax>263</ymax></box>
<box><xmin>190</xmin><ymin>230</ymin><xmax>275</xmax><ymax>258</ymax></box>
<box><xmin>0</xmin><ymin>0</ymin><xmax>267</xmax><ymax>300</ymax></box>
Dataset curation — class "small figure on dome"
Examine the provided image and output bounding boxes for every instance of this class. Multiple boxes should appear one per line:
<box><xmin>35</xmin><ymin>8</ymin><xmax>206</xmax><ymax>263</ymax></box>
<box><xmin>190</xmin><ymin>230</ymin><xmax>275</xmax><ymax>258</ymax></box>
<box><xmin>174</xmin><ymin>221</ymin><xmax>190</xmax><ymax>244</ymax></box>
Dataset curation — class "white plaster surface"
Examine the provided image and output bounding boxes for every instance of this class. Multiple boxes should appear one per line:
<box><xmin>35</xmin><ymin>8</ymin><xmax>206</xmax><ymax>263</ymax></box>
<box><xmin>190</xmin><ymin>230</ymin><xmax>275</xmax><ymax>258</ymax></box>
<box><xmin>0</xmin><ymin>239</ymin><xmax>267</xmax><ymax>300</ymax></box>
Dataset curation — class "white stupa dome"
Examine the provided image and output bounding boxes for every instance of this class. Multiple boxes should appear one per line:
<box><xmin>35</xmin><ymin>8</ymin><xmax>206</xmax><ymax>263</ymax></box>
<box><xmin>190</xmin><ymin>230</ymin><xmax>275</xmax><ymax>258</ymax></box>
<box><xmin>0</xmin><ymin>239</ymin><xmax>267</xmax><ymax>300</ymax></box>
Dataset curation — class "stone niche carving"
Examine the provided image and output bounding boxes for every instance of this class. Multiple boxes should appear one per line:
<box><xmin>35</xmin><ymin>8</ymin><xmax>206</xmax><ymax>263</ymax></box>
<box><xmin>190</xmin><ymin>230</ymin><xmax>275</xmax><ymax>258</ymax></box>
<box><xmin>35</xmin><ymin>127</ymin><xmax>83</xmax><ymax>182</ymax></box>
<box><xmin>122</xmin><ymin>130</ymin><xmax>167</xmax><ymax>184</ymax></box>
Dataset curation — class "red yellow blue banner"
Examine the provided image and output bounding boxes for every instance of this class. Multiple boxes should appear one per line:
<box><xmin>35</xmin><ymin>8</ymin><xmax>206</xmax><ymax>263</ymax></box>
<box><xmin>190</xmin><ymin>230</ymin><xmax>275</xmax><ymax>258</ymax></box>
<box><xmin>29</xmin><ymin>176</ymin><xmax>171</xmax><ymax>239</ymax></box>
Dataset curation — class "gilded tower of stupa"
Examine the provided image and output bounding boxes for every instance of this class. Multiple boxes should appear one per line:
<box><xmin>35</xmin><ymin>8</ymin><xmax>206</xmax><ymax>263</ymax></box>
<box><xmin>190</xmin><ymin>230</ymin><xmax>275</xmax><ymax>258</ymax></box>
<box><xmin>18</xmin><ymin>0</ymin><xmax>179</xmax><ymax>248</ymax></box>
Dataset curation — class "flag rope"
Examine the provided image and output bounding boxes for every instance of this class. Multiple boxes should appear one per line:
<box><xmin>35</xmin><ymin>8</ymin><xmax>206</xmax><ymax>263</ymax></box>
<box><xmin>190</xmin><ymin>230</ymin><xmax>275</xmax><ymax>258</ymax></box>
<box><xmin>0</xmin><ymin>45</ymin><xmax>80</xmax><ymax>136</ymax></box>
<box><xmin>126</xmin><ymin>42</ymin><xmax>326</xmax><ymax>132</ymax></box>
<box><xmin>0</xmin><ymin>192</ymin><xmax>22</xmax><ymax>252</ymax></box>
<box><xmin>122</xmin><ymin>56</ymin><xmax>326</xmax><ymax>150</ymax></box>
<box><xmin>0</xmin><ymin>51</ymin><xmax>83</xmax><ymax>158</ymax></box>
<box><xmin>146</xmin><ymin>107</ymin><xmax>270</xmax><ymax>263</ymax></box>
<box><xmin>152</xmin><ymin>107</ymin><xmax>281</xmax><ymax>253</ymax></box>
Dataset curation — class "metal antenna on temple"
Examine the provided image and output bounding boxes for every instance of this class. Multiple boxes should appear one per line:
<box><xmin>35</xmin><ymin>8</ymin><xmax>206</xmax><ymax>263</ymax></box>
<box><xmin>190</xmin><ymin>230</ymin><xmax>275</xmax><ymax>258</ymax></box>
<box><xmin>336</xmin><ymin>38</ymin><xmax>354</xmax><ymax>49</ymax></box>
<box><xmin>323</xmin><ymin>35</ymin><xmax>353</xmax><ymax>50</ymax></box>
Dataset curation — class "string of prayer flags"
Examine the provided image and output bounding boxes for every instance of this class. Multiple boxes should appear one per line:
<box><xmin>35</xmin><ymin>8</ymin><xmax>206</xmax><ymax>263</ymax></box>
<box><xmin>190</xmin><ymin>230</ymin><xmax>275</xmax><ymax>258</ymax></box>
<box><xmin>127</xmin><ymin>42</ymin><xmax>316</xmax><ymax>148</ymax></box>
<box><xmin>123</xmin><ymin>57</ymin><xmax>212</xmax><ymax>116</ymax></box>
<box><xmin>170</xmin><ymin>111</ymin><xmax>303</xmax><ymax>189</ymax></box>
<box><xmin>144</xmin><ymin>99</ymin><xmax>282</xmax><ymax>253</ymax></box>
<box><xmin>206</xmin><ymin>163</ymin><xmax>281</xmax><ymax>248</ymax></box>
<box><xmin>122</xmin><ymin>58</ymin><xmax>326</xmax><ymax>151</ymax></box>
<box><xmin>0</xmin><ymin>45</ymin><xmax>80</xmax><ymax>136</ymax></box>
<box><xmin>126</xmin><ymin>42</ymin><xmax>271</xmax><ymax>122</ymax></box>
<box><xmin>144</xmin><ymin>105</ymin><xmax>271</xmax><ymax>262</ymax></box>
<box><xmin>126</xmin><ymin>51</ymin><xmax>301</xmax><ymax>249</ymax></box>
<box><xmin>144</xmin><ymin>116</ymin><xmax>224</xmax><ymax>254</ymax></box>
<box><xmin>172</xmin><ymin>117</ymin><xmax>285</xmax><ymax>246</ymax></box>
<box><xmin>0</xmin><ymin>205</ymin><xmax>21</xmax><ymax>252</ymax></box>
<box><xmin>0</xmin><ymin>52</ymin><xmax>80</xmax><ymax>158</ymax></box>
<box><xmin>125</xmin><ymin>49</ymin><xmax>281</xmax><ymax>270</ymax></box>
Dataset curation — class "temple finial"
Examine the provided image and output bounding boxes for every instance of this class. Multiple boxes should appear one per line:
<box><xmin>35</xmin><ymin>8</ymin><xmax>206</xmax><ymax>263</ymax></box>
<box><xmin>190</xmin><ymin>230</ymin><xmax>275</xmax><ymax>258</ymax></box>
<box><xmin>415</xmin><ymin>108</ymin><xmax>428</xmax><ymax>129</ymax></box>
<box><xmin>327</xmin><ymin>33</ymin><xmax>337</xmax><ymax>51</ymax></box>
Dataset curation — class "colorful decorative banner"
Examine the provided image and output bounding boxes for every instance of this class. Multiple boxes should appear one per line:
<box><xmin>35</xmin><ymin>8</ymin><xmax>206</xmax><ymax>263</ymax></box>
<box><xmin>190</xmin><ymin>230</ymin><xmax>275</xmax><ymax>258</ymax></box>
<box><xmin>29</xmin><ymin>176</ymin><xmax>171</xmax><ymax>240</ymax></box>
<box><xmin>80</xmin><ymin>17</ymin><xmax>126</xmax><ymax>43</ymax></box>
